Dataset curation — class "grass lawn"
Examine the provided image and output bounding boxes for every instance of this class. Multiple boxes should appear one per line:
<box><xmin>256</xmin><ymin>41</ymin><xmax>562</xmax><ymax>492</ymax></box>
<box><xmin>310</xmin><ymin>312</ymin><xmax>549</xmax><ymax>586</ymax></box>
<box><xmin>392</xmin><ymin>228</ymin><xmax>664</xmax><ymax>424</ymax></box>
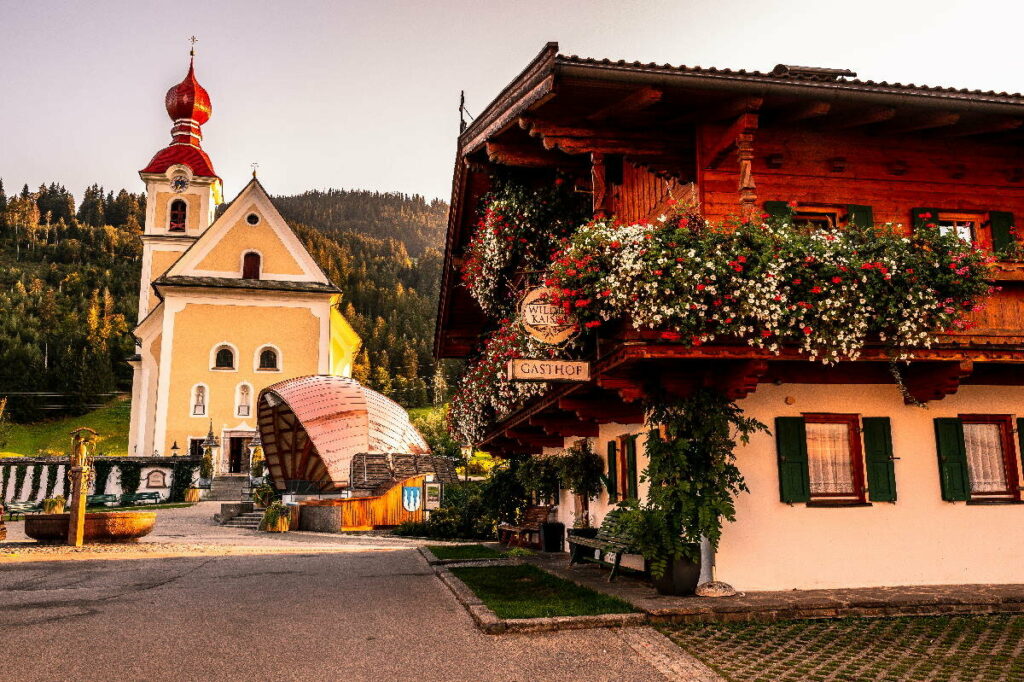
<box><xmin>449</xmin><ymin>564</ymin><xmax>636</xmax><ymax>619</ymax></box>
<box><xmin>1</xmin><ymin>398</ymin><xmax>131</xmax><ymax>457</ymax></box>
<box><xmin>662</xmin><ymin>614</ymin><xmax>1024</xmax><ymax>682</ymax></box>
<box><xmin>426</xmin><ymin>544</ymin><xmax>508</xmax><ymax>561</ymax></box>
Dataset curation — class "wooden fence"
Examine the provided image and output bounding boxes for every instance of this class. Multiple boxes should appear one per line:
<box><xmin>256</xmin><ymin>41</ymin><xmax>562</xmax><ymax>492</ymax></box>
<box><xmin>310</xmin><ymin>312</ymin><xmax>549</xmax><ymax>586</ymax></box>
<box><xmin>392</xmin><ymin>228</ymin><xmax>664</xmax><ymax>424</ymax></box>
<box><xmin>301</xmin><ymin>475</ymin><xmax>425</xmax><ymax>531</ymax></box>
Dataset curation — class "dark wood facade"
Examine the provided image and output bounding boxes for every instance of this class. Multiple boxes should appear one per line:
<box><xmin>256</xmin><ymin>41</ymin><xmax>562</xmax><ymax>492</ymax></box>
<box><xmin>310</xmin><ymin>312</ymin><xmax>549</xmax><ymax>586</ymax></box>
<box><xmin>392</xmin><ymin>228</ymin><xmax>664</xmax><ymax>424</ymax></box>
<box><xmin>436</xmin><ymin>43</ymin><xmax>1024</xmax><ymax>452</ymax></box>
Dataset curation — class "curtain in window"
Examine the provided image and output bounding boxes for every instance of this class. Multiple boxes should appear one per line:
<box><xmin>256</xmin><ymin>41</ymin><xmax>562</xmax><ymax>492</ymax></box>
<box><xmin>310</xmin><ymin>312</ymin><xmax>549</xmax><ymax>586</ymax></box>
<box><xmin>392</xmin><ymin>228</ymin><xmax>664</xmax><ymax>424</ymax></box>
<box><xmin>963</xmin><ymin>423</ymin><xmax>1008</xmax><ymax>493</ymax></box>
<box><xmin>805</xmin><ymin>423</ymin><xmax>854</xmax><ymax>495</ymax></box>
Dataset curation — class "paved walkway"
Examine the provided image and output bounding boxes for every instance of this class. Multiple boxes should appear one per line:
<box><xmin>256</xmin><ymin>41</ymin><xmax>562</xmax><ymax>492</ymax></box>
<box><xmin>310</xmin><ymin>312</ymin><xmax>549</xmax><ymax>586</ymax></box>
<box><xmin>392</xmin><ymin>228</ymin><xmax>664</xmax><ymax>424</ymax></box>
<box><xmin>0</xmin><ymin>505</ymin><xmax>713</xmax><ymax>681</ymax></box>
<box><xmin>527</xmin><ymin>551</ymin><xmax>1024</xmax><ymax>623</ymax></box>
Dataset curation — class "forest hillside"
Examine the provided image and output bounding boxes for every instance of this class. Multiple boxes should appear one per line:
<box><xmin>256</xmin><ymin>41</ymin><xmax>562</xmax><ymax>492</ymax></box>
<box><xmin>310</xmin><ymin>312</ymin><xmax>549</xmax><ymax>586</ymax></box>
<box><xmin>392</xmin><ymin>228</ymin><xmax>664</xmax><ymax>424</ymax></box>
<box><xmin>0</xmin><ymin>179</ymin><xmax>452</xmax><ymax>424</ymax></box>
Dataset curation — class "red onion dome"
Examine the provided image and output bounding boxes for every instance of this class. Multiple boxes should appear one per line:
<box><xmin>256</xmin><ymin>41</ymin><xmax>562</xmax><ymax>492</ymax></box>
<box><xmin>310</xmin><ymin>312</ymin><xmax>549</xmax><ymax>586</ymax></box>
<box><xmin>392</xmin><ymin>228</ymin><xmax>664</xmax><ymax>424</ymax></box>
<box><xmin>165</xmin><ymin>57</ymin><xmax>211</xmax><ymax>125</ymax></box>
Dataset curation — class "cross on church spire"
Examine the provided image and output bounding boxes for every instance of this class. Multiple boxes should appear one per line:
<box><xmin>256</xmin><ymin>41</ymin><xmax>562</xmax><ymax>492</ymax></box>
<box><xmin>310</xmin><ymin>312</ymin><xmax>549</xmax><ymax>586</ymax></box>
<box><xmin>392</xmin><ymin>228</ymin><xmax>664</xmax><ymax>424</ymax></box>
<box><xmin>189</xmin><ymin>35</ymin><xmax>198</xmax><ymax>57</ymax></box>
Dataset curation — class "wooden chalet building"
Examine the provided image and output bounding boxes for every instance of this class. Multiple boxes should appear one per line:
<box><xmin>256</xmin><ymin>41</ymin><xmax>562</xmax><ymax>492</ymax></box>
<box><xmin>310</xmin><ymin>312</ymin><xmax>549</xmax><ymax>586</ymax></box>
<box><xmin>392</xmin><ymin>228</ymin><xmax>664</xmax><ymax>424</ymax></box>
<box><xmin>436</xmin><ymin>43</ymin><xmax>1024</xmax><ymax>590</ymax></box>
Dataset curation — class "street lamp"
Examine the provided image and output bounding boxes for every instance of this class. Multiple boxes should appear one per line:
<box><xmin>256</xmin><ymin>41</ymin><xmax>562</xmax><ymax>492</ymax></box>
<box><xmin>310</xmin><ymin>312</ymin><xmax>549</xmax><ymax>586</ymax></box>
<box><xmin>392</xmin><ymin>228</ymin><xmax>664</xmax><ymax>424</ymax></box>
<box><xmin>170</xmin><ymin>441</ymin><xmax>181</xmax><ymax>457</ymax></box>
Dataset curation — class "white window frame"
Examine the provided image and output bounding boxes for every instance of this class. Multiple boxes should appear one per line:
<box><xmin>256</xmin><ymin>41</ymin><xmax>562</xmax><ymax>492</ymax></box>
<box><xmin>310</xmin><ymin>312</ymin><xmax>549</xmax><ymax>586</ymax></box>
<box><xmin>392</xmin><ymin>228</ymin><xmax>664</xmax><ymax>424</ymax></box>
<box><xmin>254</xmin><ymin>344</ymin><xmax>283</xmax><ymax>373</ymax></box>
<box><xmin>210</xmin><ymin>342</ymin><xmax>239</xmax><ymax>372</ymax></box>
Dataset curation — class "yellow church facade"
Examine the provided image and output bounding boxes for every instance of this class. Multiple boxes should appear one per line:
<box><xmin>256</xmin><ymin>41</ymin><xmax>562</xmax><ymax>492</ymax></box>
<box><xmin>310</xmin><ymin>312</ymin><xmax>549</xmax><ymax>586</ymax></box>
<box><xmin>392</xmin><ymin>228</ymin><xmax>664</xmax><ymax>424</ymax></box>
<box><xmin>127</xmin><ymin>55</ymin><xmax>360</xmax><ymax>473</ymax></box>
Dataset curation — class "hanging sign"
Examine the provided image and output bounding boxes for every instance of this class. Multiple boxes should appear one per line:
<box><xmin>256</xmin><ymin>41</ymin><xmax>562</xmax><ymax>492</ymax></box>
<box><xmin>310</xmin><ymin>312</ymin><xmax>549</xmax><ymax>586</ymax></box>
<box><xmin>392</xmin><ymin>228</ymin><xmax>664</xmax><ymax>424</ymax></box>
<box><xmin>507</xmin><ymin>358</ymin><xmax>591</xmax><ymax>382</ymax></box>
<box><xmin>519</xmin><ymin>286</ymin><xmax>579</xmax><ymax>346</ymax></box>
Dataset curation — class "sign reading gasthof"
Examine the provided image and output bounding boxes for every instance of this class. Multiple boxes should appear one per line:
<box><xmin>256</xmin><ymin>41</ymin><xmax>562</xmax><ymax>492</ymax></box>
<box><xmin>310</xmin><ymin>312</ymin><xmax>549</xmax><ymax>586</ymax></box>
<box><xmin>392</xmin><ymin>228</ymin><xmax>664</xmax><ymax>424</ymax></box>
<box><xmin>519</xmin><ymin>286</ymin><xmax>579</xmax><ymax>345</ymax></box>
<box><xmin>507</xmin><ymin>358</ymin><xmax>591</xmax><ymax>382</ymax></box>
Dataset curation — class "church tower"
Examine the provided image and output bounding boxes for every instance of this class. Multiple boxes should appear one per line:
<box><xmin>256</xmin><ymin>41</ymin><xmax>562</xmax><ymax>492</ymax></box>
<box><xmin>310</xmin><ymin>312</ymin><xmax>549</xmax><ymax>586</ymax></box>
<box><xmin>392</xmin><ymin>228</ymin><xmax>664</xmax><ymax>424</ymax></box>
<box><xmin>136</xmin><ymin>49</ymin><xmax>222</xmax><ymax>322</ymax></box>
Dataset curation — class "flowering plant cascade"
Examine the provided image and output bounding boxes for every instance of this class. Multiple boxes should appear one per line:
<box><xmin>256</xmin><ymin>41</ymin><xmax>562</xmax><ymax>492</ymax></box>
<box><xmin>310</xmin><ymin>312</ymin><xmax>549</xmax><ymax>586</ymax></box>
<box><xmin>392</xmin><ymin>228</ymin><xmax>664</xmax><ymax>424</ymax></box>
<box><xmin>460</xmin><ymin>177</ymin><xmax>587</xmax><ymax>316</ymax></box>
<box><xmin>545</xmin><ymin>208</ymin><xmax>995</xmax><ymax>363</ymax></box>
<box><xmin>447</xmin><ymin>320</ymin><xmax>555</xmax><ymax>444</ymax></box>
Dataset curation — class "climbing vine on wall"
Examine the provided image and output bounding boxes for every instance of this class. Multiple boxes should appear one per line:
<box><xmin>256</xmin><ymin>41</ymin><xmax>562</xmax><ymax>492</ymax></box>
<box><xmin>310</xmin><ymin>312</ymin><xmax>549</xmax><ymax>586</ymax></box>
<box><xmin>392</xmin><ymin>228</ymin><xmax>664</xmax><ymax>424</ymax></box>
<box><xmin>28</xmin><ymin>464</ymin><xmax>42</xmax><ymax>501</ymax></box>
<box><xmin>13</xmin><ymin>464</ymin><xmax>27</xmax><ymax>500</ymax></box>
<box><xmin>1</xmin><ymin>465</ymin><xmax>10</xmax><ymax>502</ymax></box>
<box><xmin>118</xmin><ymin>462</ymin><xmax>142</xmax><ymax>501</ymax></box>
<box><xmin>44</xmin><ymin>464</ymin><xmax>59</xmax><ymax>499</ymax></box>
<box><xmin>169</xmin><ymin>461</ymin><xmax>199</xmax><ymax>502</ymax></box>
<box><xmin>93</xmin><ymin>460</ymin><xmax>114</xmax><ymax>496</ymax></box>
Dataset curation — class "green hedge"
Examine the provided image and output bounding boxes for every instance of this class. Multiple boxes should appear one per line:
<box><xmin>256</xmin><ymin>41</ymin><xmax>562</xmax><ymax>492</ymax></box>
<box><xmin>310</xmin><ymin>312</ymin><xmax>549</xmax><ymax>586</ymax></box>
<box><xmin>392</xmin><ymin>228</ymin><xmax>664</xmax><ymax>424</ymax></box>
<box><xmin>93</xmin><ymin>460</ymin><xmax>114</xmax><ymax>495</ymax></box>
<box><xmin>118</xmin><ymin>462</ymin><xmax>142</xmax><ymax>502</ymax></box>
<box><xmin>169</xmin><ymin>461</ymin><xmax>200</xmax><ymax>502</ymax></box>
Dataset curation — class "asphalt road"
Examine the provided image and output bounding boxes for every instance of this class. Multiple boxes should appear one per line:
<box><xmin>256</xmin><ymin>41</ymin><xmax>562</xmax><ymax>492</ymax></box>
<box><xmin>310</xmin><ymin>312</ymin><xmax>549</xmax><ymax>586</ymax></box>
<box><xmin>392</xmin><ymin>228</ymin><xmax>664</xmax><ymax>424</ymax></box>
<box><xmin>0</xmin><ymin>538</ymin><xmax>670</xmax><ymax>681</ymax></box>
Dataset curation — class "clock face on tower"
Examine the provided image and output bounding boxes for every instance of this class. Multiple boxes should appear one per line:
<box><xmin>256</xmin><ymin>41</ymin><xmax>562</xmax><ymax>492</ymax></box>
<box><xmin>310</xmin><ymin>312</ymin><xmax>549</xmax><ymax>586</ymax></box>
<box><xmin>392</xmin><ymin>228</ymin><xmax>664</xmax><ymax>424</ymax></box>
<box><xmin>171</xmin><ymin>175</ymin><xmax>190</xmax><ymax>193</ymax></box>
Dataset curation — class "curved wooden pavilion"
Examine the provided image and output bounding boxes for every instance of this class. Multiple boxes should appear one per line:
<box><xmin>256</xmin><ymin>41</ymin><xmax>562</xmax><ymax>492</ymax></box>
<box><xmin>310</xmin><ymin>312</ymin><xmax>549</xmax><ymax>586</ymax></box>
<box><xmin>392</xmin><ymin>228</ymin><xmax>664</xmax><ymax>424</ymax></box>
<box><xmin>257</xmin><ymin>375</ymin><xmax>429</xmax><ymax>492</ymax></box>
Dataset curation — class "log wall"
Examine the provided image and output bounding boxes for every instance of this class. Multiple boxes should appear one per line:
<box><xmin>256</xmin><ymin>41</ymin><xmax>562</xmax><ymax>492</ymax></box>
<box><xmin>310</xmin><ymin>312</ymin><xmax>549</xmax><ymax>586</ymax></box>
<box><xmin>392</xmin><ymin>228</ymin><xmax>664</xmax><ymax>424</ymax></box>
<box><xmin>299</xmin><ymin>475</ymin><xmax>426</xmax><ymax>531</ymax></box>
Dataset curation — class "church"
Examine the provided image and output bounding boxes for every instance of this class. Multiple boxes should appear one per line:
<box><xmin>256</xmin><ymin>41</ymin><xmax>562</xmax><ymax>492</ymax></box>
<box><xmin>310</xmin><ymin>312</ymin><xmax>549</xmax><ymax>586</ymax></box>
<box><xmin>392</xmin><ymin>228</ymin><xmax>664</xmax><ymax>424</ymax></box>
<box><xmin>127</xmin><ymin>52</ymin><xmax>361</xmax><ymax>473</ymax></box>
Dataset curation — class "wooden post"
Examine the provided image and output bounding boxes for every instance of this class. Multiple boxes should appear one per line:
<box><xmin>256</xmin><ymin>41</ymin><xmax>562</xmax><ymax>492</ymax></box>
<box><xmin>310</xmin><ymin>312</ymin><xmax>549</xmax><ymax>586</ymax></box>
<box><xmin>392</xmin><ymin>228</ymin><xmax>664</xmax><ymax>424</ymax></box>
<box><xmin>736</xmin><ymin>130</ymin><xmax>757</xmax><ymax>223</ymax></box>
<box><xmin>67</xmin><ymin>428</ymin><xmax>96</xmax><ymax>547</ymax></box>
<box><xmin>591</xmin><ymin>152</ymin><xmax>609</xmax><ymax>217</ymax></box>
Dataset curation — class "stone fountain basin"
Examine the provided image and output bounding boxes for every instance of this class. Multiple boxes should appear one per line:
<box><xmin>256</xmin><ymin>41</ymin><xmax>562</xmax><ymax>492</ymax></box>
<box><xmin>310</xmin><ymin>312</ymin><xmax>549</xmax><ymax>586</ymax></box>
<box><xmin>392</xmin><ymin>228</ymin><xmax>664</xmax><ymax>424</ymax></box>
<box><xmin>24</xmin><ymin>511</ymin><xmax>157</xmax><ymax>544</ymax></box>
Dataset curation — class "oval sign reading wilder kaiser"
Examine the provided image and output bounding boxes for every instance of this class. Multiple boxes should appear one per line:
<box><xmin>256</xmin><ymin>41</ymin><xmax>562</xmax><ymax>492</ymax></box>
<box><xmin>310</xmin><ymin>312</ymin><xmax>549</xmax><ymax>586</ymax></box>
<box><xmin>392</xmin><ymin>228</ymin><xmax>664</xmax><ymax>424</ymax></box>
<box><xmin>519</xmin><ymin>286</ymin><xmax>579</xmax><ymax>345</ymax></box>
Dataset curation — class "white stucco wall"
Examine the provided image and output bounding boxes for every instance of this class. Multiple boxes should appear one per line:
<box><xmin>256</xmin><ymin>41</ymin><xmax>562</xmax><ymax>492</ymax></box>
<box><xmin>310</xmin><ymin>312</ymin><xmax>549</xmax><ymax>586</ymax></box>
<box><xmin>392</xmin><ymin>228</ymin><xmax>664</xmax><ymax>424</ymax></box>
<box><xmin>0</xmin><ymin>462</ymin><xmax>176</xmax><ymax>503</ymax></box>
<box><xmin>546</xmin><ymin>382</ymin><xmax>1024</xmax><ymax>591</ymax></box>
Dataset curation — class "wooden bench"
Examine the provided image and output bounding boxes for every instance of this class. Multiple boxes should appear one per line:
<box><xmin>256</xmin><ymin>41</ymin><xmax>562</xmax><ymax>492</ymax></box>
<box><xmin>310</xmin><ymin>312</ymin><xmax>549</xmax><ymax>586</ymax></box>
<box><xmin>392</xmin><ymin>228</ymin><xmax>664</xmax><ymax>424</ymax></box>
<box><xmin>567</xmin><ymin>510</ymin><xmax>637</xmax><ymax>581</ymax></box>
<box><xmin>4</xmin><ymin>501</ymin><xmax>41</xmax><ymax>519</ymax></box>
<box><xmin>121</xmin><ymin>492</ymin><xmax>161</xmax><ymax>506</ymax></box>
<box><xmin>498</xmin><ymin>505</ymin><xmax>552</xmax><ymax>548</ymax></box>
<box><xmin>86</xmin><ymin>494</ymin><xmax>118</xmax><ymax>508</ymax></box>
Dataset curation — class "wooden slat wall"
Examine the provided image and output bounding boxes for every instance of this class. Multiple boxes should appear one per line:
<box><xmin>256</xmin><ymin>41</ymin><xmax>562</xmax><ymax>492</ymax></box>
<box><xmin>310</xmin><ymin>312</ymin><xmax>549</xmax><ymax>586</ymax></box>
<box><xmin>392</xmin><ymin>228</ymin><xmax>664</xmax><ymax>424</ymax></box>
<box><xmin>698</xmin><ymin>124</ymin><xmax>1024</xmax><ymax>227</ymax></box>
<box><xmin>302</xmin><ymin>475</ymin><xmax>426</xmax><ymax>531</ymax></box>
<box><xmin>612</xmin><ymin>163</ymin><xmax>692</xmax><ymax>224</ymax></box>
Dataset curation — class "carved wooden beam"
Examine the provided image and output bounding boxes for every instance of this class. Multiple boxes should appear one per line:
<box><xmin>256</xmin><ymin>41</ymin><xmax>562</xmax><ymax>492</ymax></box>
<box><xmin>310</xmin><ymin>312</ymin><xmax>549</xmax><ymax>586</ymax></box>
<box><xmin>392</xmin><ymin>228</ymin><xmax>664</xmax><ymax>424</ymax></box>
<box><xmin>942</xmin><ymin>116</ymin><xmax>1023</xmax><ymax>137</ymax></box>
<box><xmin>591</xmin><ymin>153</ymin><xmax>611</xmax><ymax>217</ymax></box>
<box><xmin>528</xmin><ymin>415</ymin><xmax>600</xmax><ymax>438</ymax></box>
<box><xmin>588</xmin><ymin>86</ymin><xmax>663</xmax><ymax>122</ymax></box>
<box><xmin>543</xmin><ymin>136</ymin><xmax>674</xmax><ymax>155</ymax></box>
<box><xmin>711</xmin><ymin>360</ymin><xmax>769</xmax><ymax>400</ymax></box>
<box><xmin>485</xmin><ymin>141</ymin><xmax>584</xmax><ymax>168</ymax></box>
<box><xmin>763</xmin><ymin>101</ymin><xmax>831</xmax><ymax>125</ymax></box>
<box><xmin>596</xmin><ymin>376</ymin><xmax>649</xmax><ymax>403</ymax></box>
<box><xmin>902</xmin><ymin>359</ymin><xmax>974</xmax><ymax>404</ymax></box>
<box><xmin>558</xmin><ymin>396</ymin><xmax>645</xmax><ymax>424</ymax></box>
<box><xmin>507</xmin><ymin>429</ymin><xmax>565</xmax><ymax>448</ymax></box>
<box><xmin>821</xmin><ymin>106</ymin><xmax>897</xmax><ymax>130</ymax></box>
<box><xmin>874</xmin><ymin>112</ymin><xmax>960</xmax><ymax>135</ymax></box>
<box><xmin>669</xmin><ymin>96</ymin><xmax>763</xmax><ymax>126</ymax></box>
<box><xmin>707</xmin><ymin>113</ymin><xmax>759</xmax><ymax>169</ymax></box>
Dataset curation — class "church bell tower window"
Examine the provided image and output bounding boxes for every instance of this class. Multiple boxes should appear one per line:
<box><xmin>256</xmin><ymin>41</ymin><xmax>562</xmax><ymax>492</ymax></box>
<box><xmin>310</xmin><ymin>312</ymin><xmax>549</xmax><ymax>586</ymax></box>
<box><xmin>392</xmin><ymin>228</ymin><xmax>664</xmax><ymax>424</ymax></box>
<box><xmin>169</xmin><ymin>199</ymin><xmax>187</xmax><ymax>232</ymax></box>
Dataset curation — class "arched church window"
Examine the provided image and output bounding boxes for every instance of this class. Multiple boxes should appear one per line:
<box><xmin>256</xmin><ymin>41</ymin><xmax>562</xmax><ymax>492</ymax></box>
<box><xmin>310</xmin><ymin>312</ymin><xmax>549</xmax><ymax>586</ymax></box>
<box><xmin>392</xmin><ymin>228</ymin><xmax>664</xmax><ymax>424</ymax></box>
<box><xmin>259</xmin><ymin>348</ymin><xmax>279</xmax><ymax>371</ymax></box>
<box><xmin>242</xmin><ymin>252</ymin><xmax>261</xmax><ymax>280</ymax></box>
<box><xmin>169</xmin><ymin>199</ymin><xmax>187</xmax><ymax>232</ymax></box>
<box><xmin>192</xmin><ymin>385</ymin><xmax>207</xmax><ymax>415</ymax></box>
<box><xmin>237</xmin><ymin>384</ymin><xmax>251</xmax><ymax>417</ymax></box>
<box><xmin>214</xmin><ymin>347</ymin><xmax>235</xmax><ymax>370</ymax></box>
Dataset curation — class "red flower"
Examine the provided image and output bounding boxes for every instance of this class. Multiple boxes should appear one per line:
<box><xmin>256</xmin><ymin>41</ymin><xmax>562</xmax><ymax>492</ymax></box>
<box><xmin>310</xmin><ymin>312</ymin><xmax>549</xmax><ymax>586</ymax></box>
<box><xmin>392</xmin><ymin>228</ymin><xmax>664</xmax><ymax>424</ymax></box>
<box><xmin>653</xmin><ymin>269</ymin><xmax>663</xmax><ymax>276</ymax></box>
<box><xmin>792</xmin><ymin>278</ymin><xmax>802</xmax><ymax>285</ymax></box>
<box><xmin>696</xmin><ymin>284</ymin><xmax>707</xmax><ymax>291</ymax></box>
<box><xmin>761</xmin><ymin>330</ymin><xmax>772</xmax><ymax>338</ymax></box>
<box><xmin>831</xmin><ymin>276</ymin><xmax>842</xmax><ymax>284</ymax></box>
<box><xmin>584</xmin><ymin>320</ymin><xmax>601</xmax><ymax>328</ymax></box>
<box><xmin>810</xmin><ymin>286</ymin><xmax>822</xmax><ymax>294</ymax></box>
<box><xmin>802</xmin><ymin>326</ymin><xmax>813</xmax><ymax>335</ymax></box>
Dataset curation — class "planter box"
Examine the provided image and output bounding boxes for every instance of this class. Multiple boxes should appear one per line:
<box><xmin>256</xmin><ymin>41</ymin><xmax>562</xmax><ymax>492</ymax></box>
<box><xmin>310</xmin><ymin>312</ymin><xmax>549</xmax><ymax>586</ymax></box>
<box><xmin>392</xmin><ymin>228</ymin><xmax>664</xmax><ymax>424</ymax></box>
<box><xmin>649</xmin><ymin>555</ymin><xmax>701</xmax><ymax>596</ymax></box>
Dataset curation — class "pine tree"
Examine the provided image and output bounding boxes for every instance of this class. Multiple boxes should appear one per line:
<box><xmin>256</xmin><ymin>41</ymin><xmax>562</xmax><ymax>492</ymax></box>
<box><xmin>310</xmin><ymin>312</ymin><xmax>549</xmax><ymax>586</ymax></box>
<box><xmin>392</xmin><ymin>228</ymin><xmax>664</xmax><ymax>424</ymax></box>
<box><xmin>352</xmin><ymin>349</ymin><xmax>371</xmax><ymax>385</ymax></box>
<box><xmin>431</xmin><ymin>364</ymin><xmax>448</xmax><ymax>406</ymax></box>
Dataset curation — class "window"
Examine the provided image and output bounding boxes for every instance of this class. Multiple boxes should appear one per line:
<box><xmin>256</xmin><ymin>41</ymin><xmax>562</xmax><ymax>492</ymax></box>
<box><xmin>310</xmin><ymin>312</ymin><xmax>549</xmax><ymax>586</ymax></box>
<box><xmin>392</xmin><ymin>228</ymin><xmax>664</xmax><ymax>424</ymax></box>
<box><xmin>937</xmin><ymin>212</ymin><xmax>985</xmax><ymax>245</ymax></box>
<box><xmin>242</xmin><ymin>252</ymin><xmax>261</xmax><ymax>280</ymax></box>
<box><xmin>214</xmin><ymin>347</ymin><xmax>235</xmax><ymax>369</ymax></box>
<box><xmin>959</xmin><ymin>416</ymin><xmax>1019</xmax><ymax>499</ymax></box>
<box><xmin>804</xmin><ymin>414</ymin><xmax>865</xmax><ymax>501</ymax></box>
<box><xmin>776</xmin><ymin>415</ymin><xmax>895</xmax><ymax>505</ymax></box>
<box><xmin>246</xmin><ymin>213</ymin><xmax>260</xmax><ymax>225</ymax></box>
<box><xmin>237</xmin><ymin>384</ymin><xmax>251</xmax><ymax>417</ymax></box>
<box><xmin>192</xmin><ymin>385</ymin><xmax>207</xmax><ymax>416</ymax></box>
<box><xmin>258</xmin><ymin>348</ymin><xmax>278</xmax><ymax>370</ymax></box>
<box><xmin>792</xmin><ymin>207</ymin><xmax>843</xmax><ymax>230</ymax></box>
<box><xmin>189</xmin><ymin>438</ymin><xmax>205</xmax><ymax>458</ymax></box>
<box><xmin>169</xmin><ymin>199</ymin><xmax>187</xmax><ymax>232</ymax></box>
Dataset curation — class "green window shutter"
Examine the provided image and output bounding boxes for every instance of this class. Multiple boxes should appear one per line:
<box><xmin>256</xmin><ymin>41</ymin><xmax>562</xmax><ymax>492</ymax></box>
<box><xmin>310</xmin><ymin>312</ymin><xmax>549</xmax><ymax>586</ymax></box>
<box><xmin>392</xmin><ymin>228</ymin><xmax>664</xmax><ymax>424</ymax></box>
<box><xmin>763</xmin><ymin>201</ymin><xmax>789</xmax><ymax>219</ymax></box>
<box><xmin>989</xmin><ymin>211</ymin><xmax>1015</xmax><ymax>253</ymax></box>
<box><xmin>863</xmin><ymin>417</ymin><xmax>897</xmax><ymax>502</ymax></box>
<box><xmin>605</xmin><ymin>441</ymin><xmax>618</xmax><ymax>500</ymax></box>
<box><xmin>911</xmin><ymin>207</ymin><xmax>941</xmax><ymax>229</ymax></box>
<box><xmin>625</xmin><ymin>436</ymin><xmax>639</xmax><ymax>500</ymax></box>
<box><xmin>846</xmin><ymin>204</ymin><xmax>874</xmax><ymax>228</ymax></box>
<box><xmin>934</xmin><ymin>418</ymin><xmax>970</xmax><ymax>501</ymax></box>
<box><xmin>1016</xmin><ymin>418</ymin><xmax>1024</xmax><ymax>481</ymax></box>
<box><xmin>775</xmin><ymin>417</ymin><xmax>810</xmax><ymax>503</ymax></box>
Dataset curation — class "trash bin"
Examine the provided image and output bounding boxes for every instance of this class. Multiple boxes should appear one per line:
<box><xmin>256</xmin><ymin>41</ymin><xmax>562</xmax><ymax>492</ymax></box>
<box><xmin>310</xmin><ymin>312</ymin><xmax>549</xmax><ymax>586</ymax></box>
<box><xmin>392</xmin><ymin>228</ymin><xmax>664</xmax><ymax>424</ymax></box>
<box><xmin>540</xmin><ymin>522</ymin><xmax>565</xmax><ymax>552</ymax></box>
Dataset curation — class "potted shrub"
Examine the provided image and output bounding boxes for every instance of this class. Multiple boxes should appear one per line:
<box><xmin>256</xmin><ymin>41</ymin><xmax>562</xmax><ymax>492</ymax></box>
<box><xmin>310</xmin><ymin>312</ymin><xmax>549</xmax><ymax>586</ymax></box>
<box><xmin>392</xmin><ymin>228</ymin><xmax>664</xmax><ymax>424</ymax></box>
<box><xmin>260</xmin><ymin>501</ymin><xmax>290</xmax><ymax>532</ymax></box>
<box><xmin>618</xmin><ymin>390</ymin><xmax>765</xmax><ymax>595</ymax></box>
<box><xmin>184</xmin><ymin>487</ymin><xmax>201</xmax><ymax>503</ymax></box>
<box><xmin>557</xmin><ymin>439</ymin><xmax>604</xmax><ymax>533</ymax></box>
<box><xmin>250</xmin><ymin>481</ymin><xmax>275</xmax><ymax>508</ymax></box>
<box><xmin>41</xmin><ymin>495</ymin><xmax>65</xmax><ymax>514</ymax></box>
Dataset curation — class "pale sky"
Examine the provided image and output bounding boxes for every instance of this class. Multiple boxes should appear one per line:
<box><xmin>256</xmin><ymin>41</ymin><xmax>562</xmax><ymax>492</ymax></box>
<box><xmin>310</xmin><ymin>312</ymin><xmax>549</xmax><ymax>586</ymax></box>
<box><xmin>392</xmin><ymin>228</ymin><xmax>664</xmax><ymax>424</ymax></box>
<box><xmin>2</xmin><ymin>0</ymin><xmax>1022</xmax><ymax>203</ymax></box>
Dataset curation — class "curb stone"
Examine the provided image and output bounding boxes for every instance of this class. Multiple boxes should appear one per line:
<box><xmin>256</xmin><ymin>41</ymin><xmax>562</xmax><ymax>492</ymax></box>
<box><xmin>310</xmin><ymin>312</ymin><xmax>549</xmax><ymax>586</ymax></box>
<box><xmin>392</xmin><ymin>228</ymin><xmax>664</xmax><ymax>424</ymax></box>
<box><xmin>431</xmin><ymin>562</ymin><xmax>647</xmax><ymax>635</ymax></box>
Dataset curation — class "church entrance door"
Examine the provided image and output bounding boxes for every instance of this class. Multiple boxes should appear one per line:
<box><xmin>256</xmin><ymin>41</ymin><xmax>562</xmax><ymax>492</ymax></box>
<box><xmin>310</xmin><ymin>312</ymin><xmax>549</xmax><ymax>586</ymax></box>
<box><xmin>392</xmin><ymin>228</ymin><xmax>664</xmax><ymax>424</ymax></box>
<box><xmin>228</xmin><ymin>437</ymin><xmax>251</xmax><ymax>474</ymax></box>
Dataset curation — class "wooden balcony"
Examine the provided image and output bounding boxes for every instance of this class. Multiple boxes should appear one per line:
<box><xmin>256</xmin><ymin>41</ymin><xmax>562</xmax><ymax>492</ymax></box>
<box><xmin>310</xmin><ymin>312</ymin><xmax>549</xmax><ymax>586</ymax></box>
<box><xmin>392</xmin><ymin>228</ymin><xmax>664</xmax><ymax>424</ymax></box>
<box><xmin>480</xmin><ymin>264</ymin><xmax>1024</xmax><ymax>453</ymax></box>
